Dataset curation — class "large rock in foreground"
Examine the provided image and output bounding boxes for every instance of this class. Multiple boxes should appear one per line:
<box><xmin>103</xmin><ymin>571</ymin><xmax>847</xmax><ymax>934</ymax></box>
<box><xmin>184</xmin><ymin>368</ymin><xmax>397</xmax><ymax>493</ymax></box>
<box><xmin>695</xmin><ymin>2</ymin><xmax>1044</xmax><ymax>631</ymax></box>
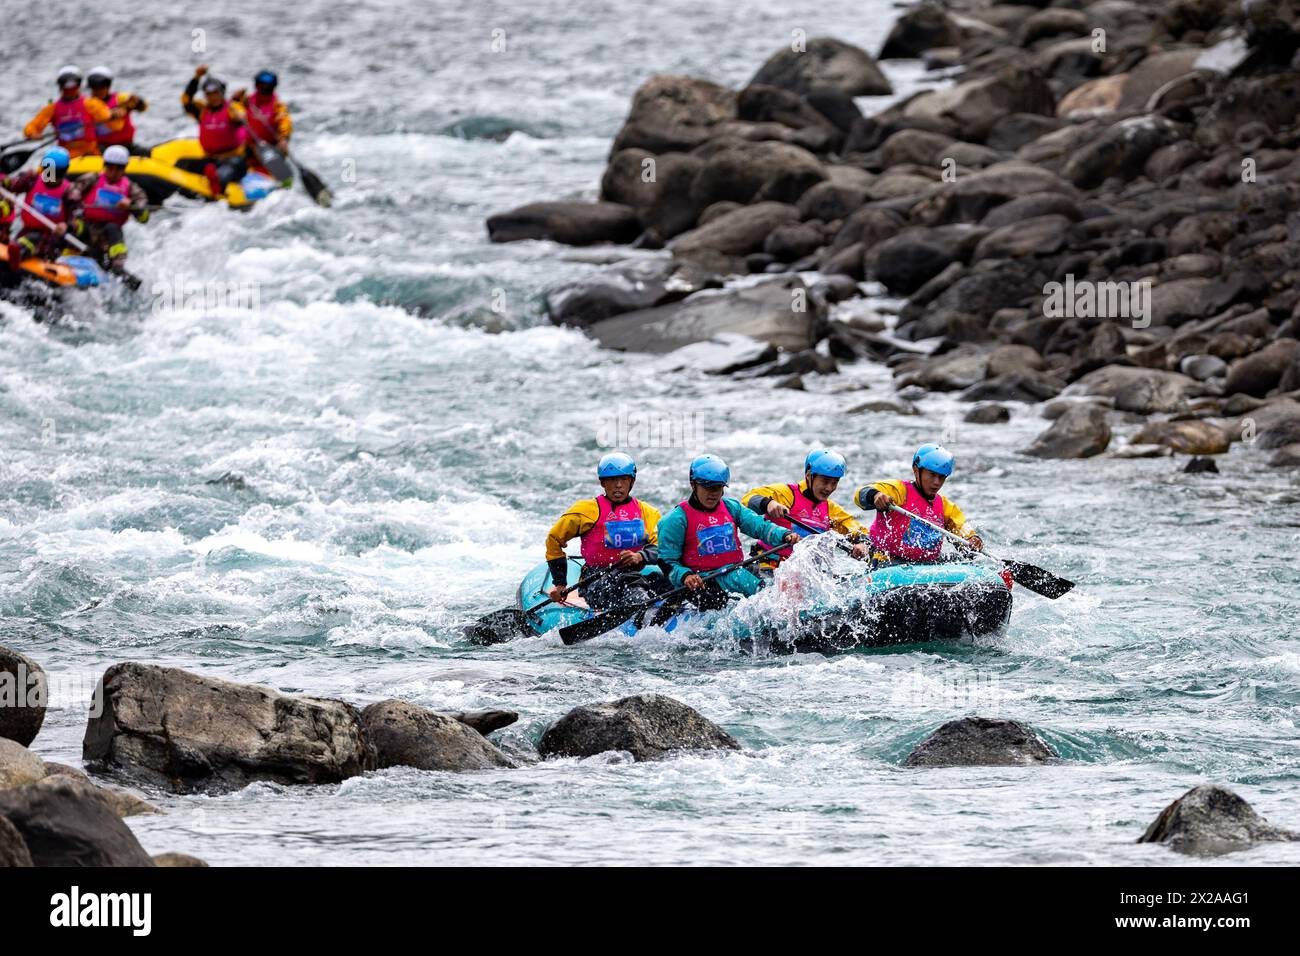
<box><xmin>0</xmin><ymin>814</ymin><xmax>32</xmax><ymax>867</ymax></box>
<box><xmin>589</xmin><ymin>276</ymin><xmax>818</xmax><ymax>354</ymax></box>
<box><xmin>0</xmin><ymin>777</ymin><xmax>154</xmax><ymax>866</ymax></box>
<box><xmin>0</xmin><ymin>646</ymin><xmax>47</xmax><ymax>747</ymax></box>
<box><xmin>0</xmin><ymin>738</ymin><xmax>45</xmax><ymax>790</ymax></box>
<box><xmin>904</xmin><ymin>717</ymin><xmax>1056</xmax><ymax>767</ymax></box>
<box><xmin>83</xmin><ymin>663</ymin><xmax>376</xmax><ymax>792</ymax></box>
<box><xmin>360</xmin><ymin>699</ymin><xmax>516</xmax><ymax>772</ymax></box>
<box><xmin>538</xmin><ymin>693</ymin><xmax>740</xmax><ymax>761</ymax></box>
<box><xmin>1020</xmin><ymin>404</ymin><xmax>1111</xmax><ymax>458</ymax></box>
<box><xmin>1138</xmin><ymin>784</ymin><xmax>1300</xmax><ymax>856</ymax></box>
<box><xmin>486</xmin><ymin>201</ymin><xmax>642</xmax><ymax>245</ymax></box>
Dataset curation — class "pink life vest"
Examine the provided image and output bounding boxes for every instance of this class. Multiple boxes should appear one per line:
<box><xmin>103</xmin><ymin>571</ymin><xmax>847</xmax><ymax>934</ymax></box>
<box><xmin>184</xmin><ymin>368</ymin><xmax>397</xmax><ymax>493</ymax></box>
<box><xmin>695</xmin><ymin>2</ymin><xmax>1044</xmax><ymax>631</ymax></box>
<box><xmin>679</xmin><ymin>498</ymin><xmax>743</xmax><ymax>571</ymax></box>
<box><xmin>82</xmin><ymin>173</ymin><xmax>131</xmax><ymax>225</ymax></box>
<box><xmin>94</xmin><ymin>93</ymin><xmax>135</xmax><ymax>146</ymax></box>
<box><xmin>21</xmin><ymin>177</ymin><xmax>70</xmax><ymax>229</ymax></box>
<box><xmin>246</xmin><ymin>92</ymin><xmax>282</xmax><ymax>143</ymax></box>
<box><xmin>579</xmin><ymin>496</ymin><xmax>648</xmax><ymax>567</ymax></box>
<box><xmin>199</xmin><ymin>102</ymin><xmax>245</xmax><ymax>155</ymax></box>
<box><xmin>869</xmin><ymin>482</ymin><xmax>947</xmax><ymax>562</ymax></box>
<box><xmin>52</xmin><ymin>95</ymin><xmax>96</xmax><ymax>148</ymax></box>
<box><xmin>769</xmin><ymin>483</ymin><xmax>829</xmax><ymax>560</ymax></box>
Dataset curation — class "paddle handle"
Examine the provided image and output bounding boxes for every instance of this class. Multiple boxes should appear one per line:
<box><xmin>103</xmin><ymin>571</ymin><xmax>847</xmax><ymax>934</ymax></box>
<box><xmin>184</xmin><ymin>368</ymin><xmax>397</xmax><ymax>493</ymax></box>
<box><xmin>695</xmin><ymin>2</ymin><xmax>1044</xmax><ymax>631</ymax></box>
<box><xmin>0</xmin><ymin>184</ymin><xmax>88</xmax><ymax>252</ymax></box>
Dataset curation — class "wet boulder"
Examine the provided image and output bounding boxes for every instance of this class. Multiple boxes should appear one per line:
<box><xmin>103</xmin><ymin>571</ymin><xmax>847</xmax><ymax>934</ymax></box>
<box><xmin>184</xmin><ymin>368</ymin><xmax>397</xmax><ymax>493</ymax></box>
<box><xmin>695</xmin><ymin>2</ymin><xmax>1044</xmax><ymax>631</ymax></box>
<box><xmin>1020</xmin><ymin>404</ymin><xmax>1111</xmax><ymax>458</ymax></box>
<box><xmin>0</xmin><ymin>776</ymin><xmax>154</xmax><ymax>866</ymax></box>
<box><xmin>0</xmin><ymin>739</ymin><xmax>45</xmax><ymax>790</ymax></box>
<box><xmin>33</xmin><ymin>770</ymin><xmax>159</xmax><ymax>819</ymax></box>
<box><xmin>591</xmin><ymin>276</ymin><xmax>816</xmax><ymax>354</ymax></box>
<box><xmin>1223</xmin><ymin>339</ymin><xmax>1300</xmax><ymax>398</ymax></box>
<box><xmin>873</xmin><ymin>235</ymin><xmax>956</xmax><ymax>295</ymax></box>
<box><xmin>1063</xmin><ymin>116</ymin><xmax>1185</xmax><ymax>190</ymax></box>
<box><xmin>538</xmin><ymin>693</ymin><xmax>740</xmax><ymax>762</ymax></box>
<box><xmin>600</xmin><ymin>149</ymin><xmax>706</xmax><ymax>239</ymax></box>
<box><xmin>689</xmin><ymin>141</ymin><xmax>826</xmax><ymax>208</ymax></box>
<box><xmin>1139</xmin><ymin>784</ymin><xmax>1300</xmax><ymax>856</ymax></box>
<box><xmin>904</xmin><ymin>717</ymin><xmax>1055</xmax><ymax>767</ymax></box>
<box><xmin>0</xmin><ymin>646</ymin><xmax>47</xmax><ymax>747</ymax></box>
<box><xmin>972</xmin><ymin>215</ymin><xmax>1072</xmax><ymax>261</ymax></box>
<box><xmin>964</xmin><ymin>403</ymin><xmax>1011</xmax><ymax>424</ymax></box>
<box><xmin>447</xmin><ymin>710</ymin><xmax>519</xmax><ymax>736</ymax></box>
<box><xmin>83</xmin><ymin>662</ymin><xmax>376</xmax><ymax>792</ymax></box>
<box><xmin>1067</xmin><ymin>366</ymin><xmax>1200</xmax><ymax>414</ymax></box>
<box><xmin>903</xmin><ymin>64</ymin><xmax>1055</xmax><ymax>142</ymax></box>
<box><xmin>545</xmin><ymin>258</ymin><xmax>721</xmax><ymax>328</ymax></box>
<box><xmin>750</xmin><ymin>37</ymin><xmax>891</xmax><ymax>96</ymax></box>
<box><xmin>880</xmin><ymin>5</ymin><xmax>959</xmax><ymax>58</ymax></box>
<box><xmin>0</xmin><ymin>815</ymin><xmax>31</xmax><ymax>867</ymax></box>
<box><xmin>612</xmin><ymin>75</ymin><xmax>736</xmax><ymax>154</ymax></box>
<box><xmin>1131</xmin><ymin>420</ymin><xmax>1232</xmax><ymax>456</ymax></box>
<box><xmin>486</xmin><ymin>201</ymin><xmax>642</xmax><ymax>246</ymax></box>
<box><xmin>360</xmin><ymin>700</ymin><xmax>516</xmax><ymax>772</ymax></box>
<box><xmin>671</xmin><ymin>202</ymin><xmax>802</xmax><ymax>264</ymax></box>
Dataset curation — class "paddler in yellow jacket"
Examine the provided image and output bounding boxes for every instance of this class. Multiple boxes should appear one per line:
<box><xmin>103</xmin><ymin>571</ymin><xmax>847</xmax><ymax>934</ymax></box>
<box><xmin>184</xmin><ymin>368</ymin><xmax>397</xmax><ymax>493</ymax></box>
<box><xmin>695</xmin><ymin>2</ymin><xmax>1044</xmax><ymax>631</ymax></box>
<box><xmin>853</xmin><ymin>443</ymin><xmax>983</xmax><ymax>563</ymax></box>
<box><xmin>740</xmin><ymin>449</ymin><xmax>871</xmax><ymax>564</ymax></box>
<box><xmin>545</xmin><ymin>452</ymin><xmax>671</xmax><ymax>610</ymax></box>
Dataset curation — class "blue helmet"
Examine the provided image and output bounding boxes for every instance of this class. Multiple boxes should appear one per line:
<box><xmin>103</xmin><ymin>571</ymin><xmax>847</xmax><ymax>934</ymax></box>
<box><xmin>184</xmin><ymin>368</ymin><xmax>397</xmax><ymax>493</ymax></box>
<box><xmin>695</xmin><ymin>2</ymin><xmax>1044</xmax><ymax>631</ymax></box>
<box><xmin>805</xmin><ymin>449</ymin><xmax>846</xmax><ymax>479</ymax></box>
<box><xmin>597</xmin><ymin>452</ymin><xmax>636</xmax><ymax>479</ymax></box>
<box><xmin>42</xmin><ymin>146</ymin><xmax>71</xmax><ymax>173</ymax></box>
<box><xmin>254</xmin><ymin>70</ymin><xmax>278</xmax><ymax>88</ymax></box>
<box><xmin>689</xmin><ymin>454</ymin><xmax>730</xmax><ymax>486</ymax></box>
<box><xmin>912</xmin><ymin>443</ymin><xmax>955</xmax><ymax>477</ymax></box>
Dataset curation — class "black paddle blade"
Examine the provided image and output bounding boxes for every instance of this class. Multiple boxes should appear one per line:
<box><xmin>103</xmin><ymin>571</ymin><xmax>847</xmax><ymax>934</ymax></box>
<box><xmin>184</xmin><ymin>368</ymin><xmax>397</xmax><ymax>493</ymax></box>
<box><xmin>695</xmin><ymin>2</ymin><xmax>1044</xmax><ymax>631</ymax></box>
<box><xmin>1004</xmin><ymin>560</ymin><xmax>1074</xmax><ymax>599</ymax></box>
<box><xmin>1</xmin><ymin>146</ymin><xmax>37</xmax><ymax>174</ymax></box>
<box><xmin>298</xmin><ymin>166</ymin><xmax>332</xmax><ymax>207</ymax></box>
<box><xmin>559</xmin><ymin>604</ymin><xmax>640</xmax><ymax>646</ymax></box>
<box><xmin>464</xmin><ymin>608</ymin><xmax>529</xmax><ymax>645</ymax></box>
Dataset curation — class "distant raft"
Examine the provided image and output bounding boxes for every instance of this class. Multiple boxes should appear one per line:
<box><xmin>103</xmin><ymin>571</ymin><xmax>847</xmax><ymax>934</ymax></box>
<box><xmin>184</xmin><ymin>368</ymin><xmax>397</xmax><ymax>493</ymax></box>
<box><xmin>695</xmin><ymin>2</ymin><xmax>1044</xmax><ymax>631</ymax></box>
<box><xmin>67</xmin><ymin>139</ymin><xmax>282</xmax><ymax>208</ymax></box>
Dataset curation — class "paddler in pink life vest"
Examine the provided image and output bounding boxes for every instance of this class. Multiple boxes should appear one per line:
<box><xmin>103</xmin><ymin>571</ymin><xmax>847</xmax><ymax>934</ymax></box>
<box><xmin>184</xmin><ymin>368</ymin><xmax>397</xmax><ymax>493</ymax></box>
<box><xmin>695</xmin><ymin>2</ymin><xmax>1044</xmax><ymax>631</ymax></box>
<box><xmin>72</xmin><ymin>145</ymin><xmax>150</xmax><ymax>277</ymax></box>
<box><xmin>23</xmin><ymin>66</ymin><xmax>115</xmax><ymax>159</ymax></box>
<box><xmin>233</xmin><ymin>70</ymin><xmax>294</xmax><ymax>161</ymax></box>
<box><xmin>658</xmin><ymin>455</ymin><xmax>799</xmax><ymax>610</ymax></box>
<box><xmin>2</xmin><ymin>147</ymin><xmax>84</xmax><ymax>268</ymax></box>
<box><xmin>544</xmin><ymin>453</ymin><xmax>672</xmax><ymax>610</ymax></box>
<box><xmin>853</xmin><ymin>443</ymin><xmax>984</xmax><ymax>563</ymax></box>
<box><xmin>86</xmin><ymin>66</ymin><xmax>149</xmax><ymax>157</ymax></box>
<box><xmin>180</xmin><ymin>66</ymin><xmax>250</xmax><ymax>197</ymax></box>
<box><xmin>741</xmin><ymin>449</ymin><xmax>872</xmax><ymax>565</ymax></box>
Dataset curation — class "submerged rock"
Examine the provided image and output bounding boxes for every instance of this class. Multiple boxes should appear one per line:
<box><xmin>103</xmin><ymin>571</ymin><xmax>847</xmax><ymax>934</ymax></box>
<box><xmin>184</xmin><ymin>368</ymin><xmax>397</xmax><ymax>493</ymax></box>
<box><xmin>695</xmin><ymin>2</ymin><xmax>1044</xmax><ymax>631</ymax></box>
<box><xmin>1131</xmin><ymin>420</ymin><xmax>1231</xmax><ymax>456</ymax></box>
<box><xmin>1020</xmin><ymin>404</ymin><xmax>1111</xmax><ymax>458</ymax></box>
<box><xmin>360</xmin><ymin>699</ymin><xmax>516</xmax><ymax>772</ymax></box>
<box><xmin>486</xmin><ymin>201</ymin><xmax>642</xmax><ymax>246</ymax></box>
<box><xmin>83</xmin><ymin>662</ymin><xmax>376</xmax><ymax>792</ymax></box>
<box><xmin>545</xmin><ymin>258</ymin><xmax>721</xmax><ymax>328</ymax></box>
<box><xmin>1184</xmin><ymin>456</ymin><xmax>1220</xmax><ymax>473</ymax></box>
<box><xmin>538</xmin><ymin>693</ymin><xmax>740</xmax><ymax>762</ymax></box>
<box><xmin>964</xmin><ymin>403</ymin><xmax>1011</xmax><ymax>424</ymax></box>
<box><xmin>0</xmin><ymin>776</ymin><xmax>154</xmax><ymax>866</ymax></box>
<box><xmin>0</xmin><ymin>646</ymin><xmax>47</xmax><ymax>747</ymax></box>
<box><xmin>447</xmin><ymin>710</ymin><xmax>519</xmax><ymax>737</ymax></box>
<box><xmin>904</xmin><ymin>717</ymin><xmax>1056</xmax><ymax>768</ymax></box>
<box><xmin>1138</xmin><ymin>784</ymin><xmax>1300</xmax><ymax>856</ymax></box>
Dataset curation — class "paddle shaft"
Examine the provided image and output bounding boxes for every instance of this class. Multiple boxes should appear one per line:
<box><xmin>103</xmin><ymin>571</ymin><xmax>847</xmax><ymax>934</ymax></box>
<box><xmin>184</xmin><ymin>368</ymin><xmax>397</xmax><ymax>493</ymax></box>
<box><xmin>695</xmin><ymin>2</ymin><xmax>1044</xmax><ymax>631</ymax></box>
<box><xmin>784</xmin><ymin>514</ymin><xmax>859</xmax><ymax>555</ymax></box>
<box><xmin>888</xmin><ymin>503</ymin><xmax>986</xmax><ymax>557</ymax></box>
<box><xmin>244</xmin><ymin>101</ymin><xmax>331</xmax><ymax>205</ymax></box>
<box><xmin>535</xmin><ymin>561</ymin><xmax>621</xmax><ymax>609</ymax></box>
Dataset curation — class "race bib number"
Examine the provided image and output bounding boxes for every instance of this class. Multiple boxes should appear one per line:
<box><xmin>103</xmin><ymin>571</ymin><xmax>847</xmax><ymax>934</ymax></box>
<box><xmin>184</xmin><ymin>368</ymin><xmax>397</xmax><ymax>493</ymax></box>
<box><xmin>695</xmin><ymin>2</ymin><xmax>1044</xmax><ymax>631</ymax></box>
<box><xmin>902</xmin><ymin>517</ymin><xmax>943</xmax><ymax>550</ymax></box>
<box><xmin>603</xmin><ymin>518</ymin><xmax>645</xmax><ymax>549</ymax></box>
<box><xmin>695</xmin><ymin>523</ymin><xmax>736</xmax><ymax>556</ymax></box>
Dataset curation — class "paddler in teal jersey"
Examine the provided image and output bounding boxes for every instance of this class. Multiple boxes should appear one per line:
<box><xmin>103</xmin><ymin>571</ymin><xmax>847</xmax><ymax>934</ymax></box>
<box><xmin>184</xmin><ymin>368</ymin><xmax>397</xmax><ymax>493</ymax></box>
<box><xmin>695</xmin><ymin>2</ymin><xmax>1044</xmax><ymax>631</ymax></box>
<box><xmin>853</xmin><ymin>443</ymin><xmax>983</xmax><ymax>563</ymax></box>
<box><xmin>544</xmin><ymin>452</ymin><xmax>671</xmax><ymax>610</ymax></box>
<box><xmin>657</xmin><ymin>454</ymin><xmax>798</xmax><ymax>609</ymax></box>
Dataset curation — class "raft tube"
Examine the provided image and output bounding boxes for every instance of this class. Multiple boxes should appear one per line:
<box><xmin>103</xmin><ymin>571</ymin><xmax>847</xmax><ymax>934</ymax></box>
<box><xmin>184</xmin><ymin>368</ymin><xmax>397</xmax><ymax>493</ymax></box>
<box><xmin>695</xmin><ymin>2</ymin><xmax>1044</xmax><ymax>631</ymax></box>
<box><xmin>517</xmin><ymin>557</ymin><xmax>687</xmax><ymax>637</ymax></box>
<box><xmin>0</xmin><ymin>244</ymin><xmax>104</xmax><ymax>289</ymax></box>
<box><xmin>67</xmin><ymin>139</ymin><xmax>281</xmax><ymax>208</ymax></box>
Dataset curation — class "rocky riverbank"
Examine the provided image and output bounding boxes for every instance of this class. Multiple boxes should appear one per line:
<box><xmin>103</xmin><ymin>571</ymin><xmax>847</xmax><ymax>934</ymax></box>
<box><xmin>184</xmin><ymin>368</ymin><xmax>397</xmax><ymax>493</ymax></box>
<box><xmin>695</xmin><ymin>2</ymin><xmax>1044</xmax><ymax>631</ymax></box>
<box><xmin>488</xmin><ymin>0</ymin><xmax>1300</xmax><ymax>466</ymax></box>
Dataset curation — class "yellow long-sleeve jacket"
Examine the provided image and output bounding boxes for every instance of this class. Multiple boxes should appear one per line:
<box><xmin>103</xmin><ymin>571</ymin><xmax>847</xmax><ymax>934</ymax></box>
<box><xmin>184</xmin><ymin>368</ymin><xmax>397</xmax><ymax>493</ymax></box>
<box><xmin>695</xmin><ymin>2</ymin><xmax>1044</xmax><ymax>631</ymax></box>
<box><xmin>739</xmin><ymin>480</ymin><xmax>870</xmax><ymax>540</ymax></box>
<box><xmin>545</xmin><ymin>497</ymin><xmax>662</xmax><ymax>587</ymax></box>
<box><xmin>852</xmin><ymin>480</ymin><xmax>976</xmax><ymax>539</ymax></box>
<box><xmin>24</xmin><ymin>96</ymin><xmax>114</xmax><ymax>157</ymax></box>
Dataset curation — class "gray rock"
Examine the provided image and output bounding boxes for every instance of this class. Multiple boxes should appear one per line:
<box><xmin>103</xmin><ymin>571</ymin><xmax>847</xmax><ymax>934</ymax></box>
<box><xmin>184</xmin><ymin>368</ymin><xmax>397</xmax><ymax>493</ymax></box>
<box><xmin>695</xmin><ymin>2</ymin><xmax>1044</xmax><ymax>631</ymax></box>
<box><xmin>0</xmin><ymin>814</ymin><xmax>32</xmax><ymax>867</ymax></box>
<box><xmin>538</xmin><ymin>693</ymin><xmax>740</xmax><ymax>762</ymax></box>
<box><xmin>903</xmin><ymin>64</ymin><xmax>1055</xmax><ymax>141</ymax></box>
<box><xmin>1063</xmin><ymin>115</ymin><xmax>1183</xmax><ymax>189</ymax></box>
<box><xmin>973</xmin><ymin>215</ymin><xmax>1071</xmax><ymax>261</ymax></box>
<box><xmin>907</xmin><ymin>349</ymin><xmax>990</xmax><ymax>391</ymax></box>
<box><xmin>1020</xmin><ymin>404</ymin><xmax>1111</xmax><ymax>458</ymax></box>
<box><xmin>962</xmin><ymin>371</ymin><xmax>1064</xmax><ymax>403</ymax></box>
<box><xmin>879</xmin><ymin>128</ymin><xmax>954</xmax><ymax>169</ymax></box>
<box><xmin>750</xmin><ymin>37</ymin><xmax>891</xmax><ymax>96</ymax></box>
<box><xmin>904</xmin><ymin>717</ymin><xmax>1055</xmax><ymax>768</ymax></box>
<box><xmin>1180</xmin><ymin>354</ymin><xmax>1228</xmax><ymax>381</ymax></box>
<box><xmin>880</xmin><ymin>5</ymin><xmax>959</xmax><ymax>58</ymax></box>
<box><xmin>487</xmin><ymin>201</ymin><xmax>642</xmax><ymax>246</ymax></box>
<box><xmin>847</xmin><ymin>398</ymin><xmax>920</xmax><ymax>416</ymax></box>
<box><xmin>964</xmin><ymin>403</ymin><xmax>1011</xmax><ymax>424</ymax></box>
<box><xmin>360</xmin><ymin>700</ymin><xmax>516</xmax><ymax>772</ymax></box>
<box><xmin>153</xmin><ymin>852</ymin><xmax>209</xmax><ymax>867</ymax></box>
<box><xmin>690</xmin><ymin>141</ymin><xmax>826</xmax><ymax>208</ymax></box>
<box><xmin>917</xmin><ymin>161</ymin><xmax>1075</xmax><ymax>225</ymax></box>
<box><xmin>601</xmin><ymin>149</ymin><xmax>706</xmax><ymax>239</ymax></box>
<box><xmin>83</xmin><ymin>662</ymin><xmax>376</xmax><ymax>792</ymax></box>
<box><xmin>796</xmin><ymin>180</ymin><xmax>868</xmax><ymax>222</ymax></box>
<box><xmin>986</xmin><ymin>113</ymin><xmax>1066</xmax><ymax>152</ymax></box>
<box><xmin>671</xmin><ymin>202</ymin><xmax>803</xmax><ymax>260</ymax></box>
<box><xmin>0</xmin><ymin>646</ymin><xmax>46</xmax><ymax>747</ymax></box>
<box><xmin>1184</xmin><ymin>456</ymin><xmax>1220</xmax><ymax>473</ymax></box>
<box><xmin>764</xmin><ymin>222</ymin><xmax>825</xmax><ymax>262</ymax></box>
<box><xmin>654</xmin><ymin>333</ymin><xmax>778</xmax><ymax>374</ymax></box>
<box><xmin>545</xmin><ymin>258</ymin><xmax>721</xmax><ymax>328</ymax></box>
<box><xmin>612</xmin><ymin>75</ymin><xmax>736</xmax><ymax>154</ymax></box>
<box><xmin>1067</xmin><ymin>365</ymin><xmax>1199</xmax><ymax>414</ymax></box>
<box><xmin>1224</xmin><ymin>339</ymin><xmax>1300</xmax><ymax>398</ymax></box>
<box><xmin>1131</xmin><ymin>420</ymin><xmax>1232</xmax><ymax>455</ymax></box>
<box><xmin>873</xmin><ymin>236</ymin><xmax>955</xmax><ymax>295</ymax></box>
<box><xmin>590</xmin><ymin>277</ymin><xmax>818</xmax><ymax>354</ymax></box>
<box><xmin>980</xmin><ymin>193</ymin><xmax>1080</xmax><ymax>230</ymax></box>
<box><xmin>447</xmin><ymin>710</ymin><xmax>519</xmax><ymax>737</ymax></box>
<box><xmin>0</xmin><ymin>776</ymin><xmax>154</xmax><ymax>866</ymax></box>
<box><xmin>0</xmin><ymin>739</ymin><xmax>44</xmax><ymax>790</ymax></box>
<box><xmin>32</xmin><ymin>772</ymin><xmax>160</xmax><ymax>819</ymax></box>
<box><xmin>1138</xmin><ymin>784</ymin><xmax>1300</xmax><ymax>856</ymax></box>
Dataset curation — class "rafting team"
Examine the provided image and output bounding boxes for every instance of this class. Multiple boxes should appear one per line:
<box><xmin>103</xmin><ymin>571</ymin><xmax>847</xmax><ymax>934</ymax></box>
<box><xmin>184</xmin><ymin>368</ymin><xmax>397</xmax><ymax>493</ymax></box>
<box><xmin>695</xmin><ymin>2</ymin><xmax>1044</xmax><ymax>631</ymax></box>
<box><xmin>545</xmin><ymin>444</ymin><xmax>986</xmax><ymax>613</ymax></box>
<box><xmin>1</xmin><ymin>64</ymin><xmax>293</xmax><ymax>280</ymax></box>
